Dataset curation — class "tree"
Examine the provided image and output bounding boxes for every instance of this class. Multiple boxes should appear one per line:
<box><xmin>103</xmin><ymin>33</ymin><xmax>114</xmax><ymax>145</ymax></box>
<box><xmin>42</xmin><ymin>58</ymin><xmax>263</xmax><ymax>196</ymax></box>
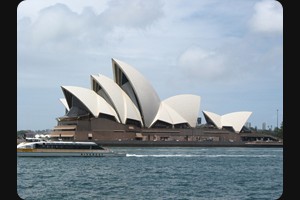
<box><xmin>17</xmin><ymin>130</ymin><xmax>31</xmax><ymax>139</ymax></box>
<box><xmin>277</xmin><ymin>121</ymin><xmax>283</xmax><ymax>139</ymax></box>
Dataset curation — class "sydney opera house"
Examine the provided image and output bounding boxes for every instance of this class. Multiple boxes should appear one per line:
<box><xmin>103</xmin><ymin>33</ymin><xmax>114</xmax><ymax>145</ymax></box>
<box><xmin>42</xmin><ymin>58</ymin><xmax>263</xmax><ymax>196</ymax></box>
<box><xmin>50</xmin><ymin>58</ymin><xmax>259</xmax><ymax>143</ymax></box>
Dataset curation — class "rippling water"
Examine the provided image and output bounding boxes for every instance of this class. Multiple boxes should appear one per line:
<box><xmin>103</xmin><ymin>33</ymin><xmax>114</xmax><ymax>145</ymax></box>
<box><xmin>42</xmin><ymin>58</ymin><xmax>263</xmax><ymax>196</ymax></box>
<box><xmin>17</xmin><ymin>147</ymin><xmax>283</xmax><ymax>200</ymax></box>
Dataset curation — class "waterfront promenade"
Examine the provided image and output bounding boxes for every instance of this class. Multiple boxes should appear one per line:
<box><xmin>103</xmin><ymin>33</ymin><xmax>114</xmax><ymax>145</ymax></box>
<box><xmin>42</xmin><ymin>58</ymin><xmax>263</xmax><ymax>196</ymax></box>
<box><xmin>17</xmin><ymin>138</ymin><xmax>283</xmax><ymax>148</ymax></box>
<box><xmin>96</xmin><ymin>140</ymin><xmax>283</xmax><ymax>148</ymax></box>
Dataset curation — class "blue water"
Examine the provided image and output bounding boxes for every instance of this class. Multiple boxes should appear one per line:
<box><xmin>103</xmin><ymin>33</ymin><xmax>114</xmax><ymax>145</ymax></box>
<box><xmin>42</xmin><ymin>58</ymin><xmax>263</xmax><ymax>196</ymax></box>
<box><xmin>17</xmin><ymin>147</ymin><xmax>283</xmax><ymax>200</ymax></box>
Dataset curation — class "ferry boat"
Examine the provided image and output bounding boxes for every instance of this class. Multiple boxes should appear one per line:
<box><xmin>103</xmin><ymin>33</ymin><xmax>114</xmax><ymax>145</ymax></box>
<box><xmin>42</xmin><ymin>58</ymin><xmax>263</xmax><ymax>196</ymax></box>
<box><xmin>17</xmin><ymin>141</ymin><xmax>126</xmax><ymax>157</ymax></box>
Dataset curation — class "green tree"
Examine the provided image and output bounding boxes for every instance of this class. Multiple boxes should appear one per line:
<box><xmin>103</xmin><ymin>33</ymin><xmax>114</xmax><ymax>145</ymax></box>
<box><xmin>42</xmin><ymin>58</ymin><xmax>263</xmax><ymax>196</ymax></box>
<box><xmin>17</xmin><ymin>130</ymin><xmax>31</xmax><ymax>139</ymax></box>
<box><xmin>277</xmin><ymin>121</ymin><xmax>283</xmax><ymax>139</ymax></box>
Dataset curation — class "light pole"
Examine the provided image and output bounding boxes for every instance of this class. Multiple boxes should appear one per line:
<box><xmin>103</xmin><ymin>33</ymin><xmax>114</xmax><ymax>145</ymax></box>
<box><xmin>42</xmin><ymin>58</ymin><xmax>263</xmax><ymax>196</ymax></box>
<box><xmin>277</xmin><ymin>109</ymin><xmax>279</xmax><ymax>131</ymax></box>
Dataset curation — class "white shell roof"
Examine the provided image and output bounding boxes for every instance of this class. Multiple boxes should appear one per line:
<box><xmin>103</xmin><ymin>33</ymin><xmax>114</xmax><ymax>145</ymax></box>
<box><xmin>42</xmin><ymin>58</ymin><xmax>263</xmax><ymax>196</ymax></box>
<box><xmin>202</xmin><ymin>111</ymin><xmax>222</xmax><ymax>128</ymax></box>
<box><xmin>149</xmin><ymin>102</ymin><xmax>188</xmax><ymax>127</ymax></box>
<box><xmin>112</xmin><ymin>58</ymin><xmax>161</xmax><ymax>127</ymax></box>
<box><xmin>203</xmin><ymin>111</ymin><xmax>252</xmax><ymax>133</ymax></box>
<box><xmin>91</xmin><ymin>74</ymin><xmax>143</xmax><ymax>125</ymax></box>
<box><xmin>61</xmin><ymin>86</ymin><xmax>120</xmax><ymax>122</ymax></box>
<box><xmin>163</xmin><ymin>94</ymin><xmax>201</xmax><ymax>127</ymax></box>
<box><xmin>59</xmin><ymin>98</ymin><xmax>70</xmax><ymax>111</ymax></box>
<box><xmin>222</xmin><ymin>111</ymin><xmax>252</xmax><ymax>133</ymax></box>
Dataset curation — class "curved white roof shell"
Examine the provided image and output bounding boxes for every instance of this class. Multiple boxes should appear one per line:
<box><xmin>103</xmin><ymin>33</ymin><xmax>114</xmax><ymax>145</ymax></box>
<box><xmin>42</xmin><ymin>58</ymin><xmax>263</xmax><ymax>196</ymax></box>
<box><xmin>91</xmin><ymin>74</ymin><xmax>143</xmax><ymax>126</ymax></box>
<box><xmin>163</xmin><ymin>94</ymin><xmax>201</xmax><ymax>127</ymax></box>
<box><xmin>203</xmin><ymin>111</ymin><xmax>252</xmax><ymax>133</ymax></box>
<box><xmin>222</xmin><ymin>111</ymin><xmax>252</xmax><ymax>133</ymax></box>
<box><xmin>61</xmin><ymin>86</ymin><xmax>120</xmax><ymax>122</ymax></box>
<box><xmin>149</xmin><ymin>102</ymin><xmax>188</xmax><ymax>127</ymax></box>
<box><xmin>112</xmin><ymin>58</ymin><xmax>161</xmax><ymax>127</ymax></box>
<box><xmin>202</xmin><ymin>111</ymin><xmax>222</xmax><ymax>128</ymax></box>
<box><xmin>59</xmin><ymin>98</ymin><xmax>70</xmax><ymax>111</ymax></box>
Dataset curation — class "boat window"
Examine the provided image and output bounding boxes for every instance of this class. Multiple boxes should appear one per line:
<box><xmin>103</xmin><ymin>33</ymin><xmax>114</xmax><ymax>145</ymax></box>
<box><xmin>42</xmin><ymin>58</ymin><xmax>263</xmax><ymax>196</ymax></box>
<box><xmin>25</xmin><ymin>142</ymin><xmax>106</xmax><ymax>150</ymax></box>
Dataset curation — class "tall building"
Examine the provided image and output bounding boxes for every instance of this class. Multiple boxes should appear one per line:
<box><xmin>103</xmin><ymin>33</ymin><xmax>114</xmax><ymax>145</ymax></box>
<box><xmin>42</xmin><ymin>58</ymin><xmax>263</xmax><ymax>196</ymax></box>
<box><xmin>262</xmin><ymin>122</ymin><xmax>266</xmax><ymax>130</ymax></box>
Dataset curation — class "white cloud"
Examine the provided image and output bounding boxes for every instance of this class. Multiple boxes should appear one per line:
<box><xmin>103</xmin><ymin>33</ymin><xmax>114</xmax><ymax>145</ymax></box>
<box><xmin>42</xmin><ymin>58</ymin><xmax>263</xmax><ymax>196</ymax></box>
<box><xmin>18</xmin><ymin>0</ymin><xmax>165</xmax><ymax>52</ymax></box>
<box><xmin>178</xmin><ymin>47</ymin><xmax>226</xmax><ymax>82</ymax></box>
<box><xmin>249</xmin><ymin>0</ymin><xmax>283</xmax><ymax>34</ymax></box>
<box><xmin>31</xmin><ymin>4</ymin><xmax>83</xmax><ymax>46</ymax></box>
<box><xmin>100</xmin><ymin>0</ymin><xmax>164</xmax><ymax>28</ymax></box>
<box><xmin>17</xmin><ymin>0</ymin><xmax>109</xmax><ymax>21</ymax></box>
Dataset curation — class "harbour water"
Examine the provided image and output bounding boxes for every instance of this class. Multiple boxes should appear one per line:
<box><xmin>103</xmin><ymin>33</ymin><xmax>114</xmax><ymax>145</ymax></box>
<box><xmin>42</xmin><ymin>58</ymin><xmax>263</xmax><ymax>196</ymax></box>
<box><xmin>17</xmin><ymin>147</ymin><xmax>283</xmax><ymax>200</ymax></box>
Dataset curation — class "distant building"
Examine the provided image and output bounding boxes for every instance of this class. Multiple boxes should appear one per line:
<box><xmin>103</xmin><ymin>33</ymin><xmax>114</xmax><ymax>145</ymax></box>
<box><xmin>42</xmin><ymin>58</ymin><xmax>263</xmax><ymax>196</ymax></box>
<box><xmin>245</xmin><ymin>122</ymin><xmax>251</xmax><ymax>129</ymax></box>
<box><xmin>262</xmin><ymin>122</ymin><xmax>266</xmax><ymax>130</ymax></box>
<box><xmin>197</xmin><ymin>117</ymin><xmax>201</xmax><ymax>125</ymax></box>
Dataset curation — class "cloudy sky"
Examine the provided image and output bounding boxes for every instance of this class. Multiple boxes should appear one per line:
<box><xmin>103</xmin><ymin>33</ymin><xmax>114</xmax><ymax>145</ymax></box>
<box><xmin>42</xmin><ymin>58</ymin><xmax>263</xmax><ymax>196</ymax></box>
<box><xmin>17</xmin><ymin>0</ymin><xmax>283</xmax><ymax>131</ymax></box>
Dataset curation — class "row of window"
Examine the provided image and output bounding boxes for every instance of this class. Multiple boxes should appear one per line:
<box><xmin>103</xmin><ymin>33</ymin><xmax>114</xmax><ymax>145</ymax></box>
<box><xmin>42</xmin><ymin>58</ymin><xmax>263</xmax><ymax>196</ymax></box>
<box><xmin>34</xmin><ymin>143</ymin><xmax>104</xmax><ymax>150</ymax></box>
<box><xmin>81</xmin><ymin>153</ymin><xmax>104</xmax><ymax>156</ymax></box>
